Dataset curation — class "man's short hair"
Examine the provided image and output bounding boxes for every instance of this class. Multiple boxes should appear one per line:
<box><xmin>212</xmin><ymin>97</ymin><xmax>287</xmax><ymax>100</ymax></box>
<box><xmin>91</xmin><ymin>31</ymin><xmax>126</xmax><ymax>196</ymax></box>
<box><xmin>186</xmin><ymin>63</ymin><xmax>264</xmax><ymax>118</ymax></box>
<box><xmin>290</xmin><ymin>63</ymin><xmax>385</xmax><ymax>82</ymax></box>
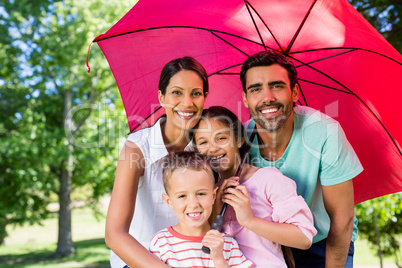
<box><xmin>240</xmin><ymin>49</ymin><xmax>298</xmax><ymax>93</ymax></box>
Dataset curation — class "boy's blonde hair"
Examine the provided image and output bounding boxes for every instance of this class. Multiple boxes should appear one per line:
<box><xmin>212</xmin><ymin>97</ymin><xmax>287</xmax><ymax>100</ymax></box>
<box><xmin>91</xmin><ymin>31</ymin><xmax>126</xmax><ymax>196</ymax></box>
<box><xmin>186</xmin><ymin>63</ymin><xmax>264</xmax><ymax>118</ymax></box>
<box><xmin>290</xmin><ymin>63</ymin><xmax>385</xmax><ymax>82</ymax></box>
<box><xmin>160</xmin><ymin>152</ymin><xmax>214</xmax><ymax>194</ymax></box>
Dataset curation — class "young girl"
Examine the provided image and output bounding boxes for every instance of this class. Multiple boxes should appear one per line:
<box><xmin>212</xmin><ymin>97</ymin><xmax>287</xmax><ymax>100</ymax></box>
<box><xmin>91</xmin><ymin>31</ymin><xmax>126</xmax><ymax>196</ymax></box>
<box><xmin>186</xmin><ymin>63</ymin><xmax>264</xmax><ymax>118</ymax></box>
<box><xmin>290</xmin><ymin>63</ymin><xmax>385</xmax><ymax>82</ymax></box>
<box><xmin>193</xmin><ymin>106</ymin><xmax>317</xmax><ymax>267</ymax></box>
<box><xmin>105</xmin><ymin>57</ymin><xmax>209</xmax><ymax>268</ymax></box>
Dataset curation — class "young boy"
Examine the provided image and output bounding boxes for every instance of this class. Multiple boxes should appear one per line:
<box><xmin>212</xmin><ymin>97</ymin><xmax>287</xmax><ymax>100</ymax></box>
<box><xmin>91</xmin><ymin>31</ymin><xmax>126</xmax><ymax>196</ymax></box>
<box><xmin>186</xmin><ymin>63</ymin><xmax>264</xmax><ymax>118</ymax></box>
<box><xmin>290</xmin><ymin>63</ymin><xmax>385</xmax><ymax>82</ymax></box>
<box><xmin>149</xmin><ymin>152</ymin><xmax>253</xmax><ymax>268</ymax></box>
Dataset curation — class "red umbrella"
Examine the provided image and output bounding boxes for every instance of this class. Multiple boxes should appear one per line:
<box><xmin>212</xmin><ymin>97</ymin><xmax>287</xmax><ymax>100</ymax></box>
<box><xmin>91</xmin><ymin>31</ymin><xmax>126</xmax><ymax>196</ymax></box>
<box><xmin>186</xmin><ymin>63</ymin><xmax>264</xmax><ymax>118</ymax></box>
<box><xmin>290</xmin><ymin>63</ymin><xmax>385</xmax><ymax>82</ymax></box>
<box><xmin>90</xmin><ymin>0</ymin><xmax>402</xmax><ymax>204</ymax></box>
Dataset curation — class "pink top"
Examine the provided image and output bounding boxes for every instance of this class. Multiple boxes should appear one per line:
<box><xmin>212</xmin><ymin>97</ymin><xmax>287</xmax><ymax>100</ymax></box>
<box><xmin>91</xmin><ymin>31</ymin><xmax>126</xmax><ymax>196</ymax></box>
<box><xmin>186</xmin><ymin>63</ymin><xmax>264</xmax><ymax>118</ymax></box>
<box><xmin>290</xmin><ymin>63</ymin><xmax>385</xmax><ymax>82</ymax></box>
<box><xmin>222</xmin><ymin>167</ymin><xmax>317</xmax><ymax>268</ymax></box>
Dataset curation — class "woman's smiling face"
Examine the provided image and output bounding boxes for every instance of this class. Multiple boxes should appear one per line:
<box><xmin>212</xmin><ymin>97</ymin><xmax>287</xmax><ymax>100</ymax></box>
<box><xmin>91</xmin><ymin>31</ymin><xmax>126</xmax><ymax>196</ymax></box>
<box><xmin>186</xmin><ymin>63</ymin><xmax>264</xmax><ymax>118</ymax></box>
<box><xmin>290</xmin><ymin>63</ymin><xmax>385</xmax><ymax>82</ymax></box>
<box><xmin>158</xmin><ymin>70</ymin><xmax>206</xmax><ymax>131</ymax></box>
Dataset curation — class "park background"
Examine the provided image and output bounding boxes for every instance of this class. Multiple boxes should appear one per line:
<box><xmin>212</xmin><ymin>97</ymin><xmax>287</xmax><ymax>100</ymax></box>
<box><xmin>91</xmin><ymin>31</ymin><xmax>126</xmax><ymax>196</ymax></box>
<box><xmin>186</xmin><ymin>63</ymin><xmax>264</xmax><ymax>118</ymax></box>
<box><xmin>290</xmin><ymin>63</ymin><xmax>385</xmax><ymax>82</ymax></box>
<box><xmin>0</xmin><ymin>0</ymin><xmax>401</xmax><ymax>267</ymax></box>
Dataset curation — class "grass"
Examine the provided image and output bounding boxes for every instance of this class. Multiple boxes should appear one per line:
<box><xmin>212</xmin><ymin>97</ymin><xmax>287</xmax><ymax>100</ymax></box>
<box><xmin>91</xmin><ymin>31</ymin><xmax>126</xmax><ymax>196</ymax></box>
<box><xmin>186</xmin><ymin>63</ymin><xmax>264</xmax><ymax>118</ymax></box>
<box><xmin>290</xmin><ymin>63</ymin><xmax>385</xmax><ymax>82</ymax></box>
<box><xmin>0</xmin><ymin>239</ymin><xmax>110</xmax><ymax>268</ymax></box>
<box><xmin>0</xmin><ymin>205</ymin><xmax>110</xmax><ymax>268</ymax></box>
<box><xmin>0</xmin><ymin>201</ymin><xmax>399</xmax><ymax>268</ymax></box>
<box><xmin>354</xmin><ymin>237</ymin><xmax>397</xmax><ymax>267</ymax></box>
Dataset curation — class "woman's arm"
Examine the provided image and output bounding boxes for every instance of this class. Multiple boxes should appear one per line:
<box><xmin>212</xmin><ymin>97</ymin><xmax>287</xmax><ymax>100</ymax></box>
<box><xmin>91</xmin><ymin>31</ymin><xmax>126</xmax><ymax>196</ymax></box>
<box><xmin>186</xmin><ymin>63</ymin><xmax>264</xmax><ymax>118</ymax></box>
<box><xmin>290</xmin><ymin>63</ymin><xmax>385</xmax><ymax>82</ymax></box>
<box><xmin>105</xmin><ymin>141</ymin><xmax>169</xmax><ymax>268</ymax></box>
<box><xmin>222</xmin><ymin>185</ymin><xmax>312</xmax><ymax>249</ymax></box>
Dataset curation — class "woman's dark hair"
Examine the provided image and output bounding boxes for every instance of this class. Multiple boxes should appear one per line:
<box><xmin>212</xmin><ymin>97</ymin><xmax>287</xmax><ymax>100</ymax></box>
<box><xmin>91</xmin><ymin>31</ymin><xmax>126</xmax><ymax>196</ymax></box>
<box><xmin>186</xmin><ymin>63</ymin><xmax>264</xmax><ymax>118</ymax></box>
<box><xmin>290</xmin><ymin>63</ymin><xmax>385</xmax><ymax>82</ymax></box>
<box><xmin>240</xmin><ymin>49</ymin><xmax>298</xmax><ymax>93</ymax></box>
<box><xmin>158</xmin><ymin>56</ymin><xmax>209</xmax><ymax>95</ymax></box>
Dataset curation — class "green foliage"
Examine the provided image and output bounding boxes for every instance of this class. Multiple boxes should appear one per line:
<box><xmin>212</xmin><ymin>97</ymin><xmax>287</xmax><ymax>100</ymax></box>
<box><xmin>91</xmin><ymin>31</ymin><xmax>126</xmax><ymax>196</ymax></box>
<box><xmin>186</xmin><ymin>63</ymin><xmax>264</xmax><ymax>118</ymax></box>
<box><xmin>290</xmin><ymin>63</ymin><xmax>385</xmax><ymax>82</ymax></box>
<box><xmin>0</xmin><ymin>84</ymin><xmax>55</xmax><ymax>243</ymax></box>
<box><xmin>355</xmin><ymin>193</ymin><xmax>402</xmax><ymax>266</ymax></box>
<box><xmin>0</xmin><ymin>0</ymin><xmax>132</xmax><ymax>246</ymax></box>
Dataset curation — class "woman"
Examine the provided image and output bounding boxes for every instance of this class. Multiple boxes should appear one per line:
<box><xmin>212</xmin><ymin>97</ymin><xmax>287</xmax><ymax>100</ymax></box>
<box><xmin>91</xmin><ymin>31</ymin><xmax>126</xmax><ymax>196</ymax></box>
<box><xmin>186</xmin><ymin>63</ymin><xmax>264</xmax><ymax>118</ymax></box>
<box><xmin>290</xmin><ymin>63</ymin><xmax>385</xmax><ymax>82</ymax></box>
<box><xmin>193</xmin><ymin>106</ymin><xmax>317</xmax><ymax>267</ymax></box>
<box><xmin>105</xmin><ymin>57</ymin><xmax>208</xmax><ymax>268</ymax></box>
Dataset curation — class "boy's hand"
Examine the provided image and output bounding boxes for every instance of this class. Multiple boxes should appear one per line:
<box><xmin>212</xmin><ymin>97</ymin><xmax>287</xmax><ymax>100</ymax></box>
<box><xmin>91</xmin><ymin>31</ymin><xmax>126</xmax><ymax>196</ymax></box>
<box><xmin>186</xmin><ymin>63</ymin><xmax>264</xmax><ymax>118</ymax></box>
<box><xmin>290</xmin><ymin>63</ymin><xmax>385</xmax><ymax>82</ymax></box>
<box><xmin>222</xmin><ymin>185</ymin><xmax>254</xmax><ymax>227</ymax></box>
<box><xmin>202</xmin><ymin>230</ymin><xmax>228</xmax><ymax>265</ymax></box>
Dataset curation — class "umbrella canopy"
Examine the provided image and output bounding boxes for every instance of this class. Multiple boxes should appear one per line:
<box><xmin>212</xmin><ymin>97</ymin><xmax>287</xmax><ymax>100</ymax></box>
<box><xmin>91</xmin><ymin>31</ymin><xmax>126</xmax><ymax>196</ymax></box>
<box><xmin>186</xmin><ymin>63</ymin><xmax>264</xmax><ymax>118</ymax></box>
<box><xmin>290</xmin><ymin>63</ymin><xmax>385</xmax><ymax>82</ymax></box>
<box><xmin>92</xmin><ymin>0</ymin><xmax>402</xmax><ymax>204</ymax></box>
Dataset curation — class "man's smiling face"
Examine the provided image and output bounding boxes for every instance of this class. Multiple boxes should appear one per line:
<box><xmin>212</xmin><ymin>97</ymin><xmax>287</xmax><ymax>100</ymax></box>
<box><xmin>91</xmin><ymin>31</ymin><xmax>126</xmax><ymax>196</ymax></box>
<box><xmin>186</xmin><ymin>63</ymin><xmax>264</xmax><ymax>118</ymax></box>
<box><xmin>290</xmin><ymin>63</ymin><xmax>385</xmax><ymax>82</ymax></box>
<box><xmin>242</xmin><ymin>64</ymin><xmax>299</xmax><ymax>132</ymax></box>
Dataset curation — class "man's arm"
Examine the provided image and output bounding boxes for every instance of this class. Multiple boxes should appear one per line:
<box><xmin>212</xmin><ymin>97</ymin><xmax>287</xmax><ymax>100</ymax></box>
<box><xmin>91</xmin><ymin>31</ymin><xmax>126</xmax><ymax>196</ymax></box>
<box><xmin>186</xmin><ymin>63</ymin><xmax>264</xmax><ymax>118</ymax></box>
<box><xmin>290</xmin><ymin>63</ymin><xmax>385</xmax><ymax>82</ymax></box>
<box><xmin>322</xmin><ymin>179</ymin><xmax>355</xmax><ymax>268</ymax></box>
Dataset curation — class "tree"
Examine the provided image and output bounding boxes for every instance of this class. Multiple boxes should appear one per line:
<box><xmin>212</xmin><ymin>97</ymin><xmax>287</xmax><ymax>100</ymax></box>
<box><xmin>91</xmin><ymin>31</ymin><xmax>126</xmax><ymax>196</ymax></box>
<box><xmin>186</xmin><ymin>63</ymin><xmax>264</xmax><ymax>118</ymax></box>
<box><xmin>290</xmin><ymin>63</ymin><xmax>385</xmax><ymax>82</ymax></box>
<box><xmin>355</xmin><ymin>194</ymin><xmax>402</xmax><ymax>268</ymax></box>
<box><xmin>0</xmin><ymin>0</ymin><xmax>62</xmax><ymax>247</ymax></box>
<box><xmin>0</xmin><ymin>0</ymin><xmax>132</xmax><ymax>256</ymax></box>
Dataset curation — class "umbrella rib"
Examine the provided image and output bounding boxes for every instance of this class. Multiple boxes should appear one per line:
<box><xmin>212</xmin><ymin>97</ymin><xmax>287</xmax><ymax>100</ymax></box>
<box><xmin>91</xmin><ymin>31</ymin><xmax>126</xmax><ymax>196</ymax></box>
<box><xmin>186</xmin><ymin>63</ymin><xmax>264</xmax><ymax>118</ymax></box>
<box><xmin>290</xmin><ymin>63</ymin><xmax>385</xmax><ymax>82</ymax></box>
<box><xmin>298</xmin><ymin>78</ymin><xmax>352</xmax><ymax>94</ymax></box>
<box><xmin>94</xmin><ymin>26</ymin><xmax>263</xmax><ymax>47</ymax></box>
<box><xmin>292</xmin><ymin>47</ymin><xmax>402</xmax><ymax>66</ymax></box>
<box><xmin>213</xmin><ymin>73</ymin><xmax>240</xmax><ymax>75</ymax></box>
<box><xmin>128</xmin><ymin>106</ymin><xmax>162</xmax><ymax>134</ymax></box>
<box><xmin>289</xmin><ymin>55</ymin><xmax>355</xmax><ymax>94</ymax></box>
<box><xmin>210</xmin><ymin>31</ymin><xmax>249</xmax><ymax>57</ymax></box>
<box><xmin>209</xmin><ymin>63</ymin><xmax>243</xmax><ymax>76</ymax></box>
<box><xmin>244</xmin><ymin>1</ymin><xmax>267</xmax><ymax>50</ymax></box>
<box><xmin>295</xmin><ymin>49</ymin><xmax>356</xmax><ymax>68</ymax></box>
<box><xmin>353</xmin><ymin>48</ymin><xmax>402</xmax><ymax>66</ymax></box>
<box><xmin>245</xmin><ymin>1</ymin><xmax>283</xmax><ymax>52</ymax></box>
<box><xmin>284</xmin><ymin>0</ymin><xmax>317</xmax><ymax>56</ymax></box>
<box><xmin>355</xmin><ymin>99</ymin><xmax>401</xmax><ymax>156</ymax></box>
<box><xmin>292</xmin><ymin>57</ymin><xmax>402</xmax><ymax>157</ymax></box>
<box><xmin>296</xmin><ymin>82</ymin><xmax>309</xmax><ymax>106</ymax></box>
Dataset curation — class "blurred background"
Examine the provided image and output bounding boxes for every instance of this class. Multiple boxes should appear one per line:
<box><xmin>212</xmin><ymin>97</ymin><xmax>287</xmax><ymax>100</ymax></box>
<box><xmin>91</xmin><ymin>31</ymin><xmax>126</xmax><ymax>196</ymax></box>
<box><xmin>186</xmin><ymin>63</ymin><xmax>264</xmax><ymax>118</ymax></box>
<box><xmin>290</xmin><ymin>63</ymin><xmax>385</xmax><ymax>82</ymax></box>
<box><xmin>0</xmin><ymin>0</ymin><xmax>401</xmax><ymax>267</ymax></box>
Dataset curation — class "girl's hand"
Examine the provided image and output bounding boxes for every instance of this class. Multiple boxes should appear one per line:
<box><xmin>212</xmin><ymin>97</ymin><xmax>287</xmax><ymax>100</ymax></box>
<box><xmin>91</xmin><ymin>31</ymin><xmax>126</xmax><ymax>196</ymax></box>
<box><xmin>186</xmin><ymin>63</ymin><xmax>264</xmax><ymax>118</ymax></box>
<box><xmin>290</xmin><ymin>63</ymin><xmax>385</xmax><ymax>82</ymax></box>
<box><xmin>214</xmin><ymin>177</ymin><xmax>240</xmax><ymax>215</ymax></box>
<box><xmin>222</xmin><ymin>185</ymin><xmax>255</xmax><ymax>227</ymax></box>
<box><xmin>201</xmin><ymin>230</ymin><xmax>226</xmax><ymax>262</ymax></box>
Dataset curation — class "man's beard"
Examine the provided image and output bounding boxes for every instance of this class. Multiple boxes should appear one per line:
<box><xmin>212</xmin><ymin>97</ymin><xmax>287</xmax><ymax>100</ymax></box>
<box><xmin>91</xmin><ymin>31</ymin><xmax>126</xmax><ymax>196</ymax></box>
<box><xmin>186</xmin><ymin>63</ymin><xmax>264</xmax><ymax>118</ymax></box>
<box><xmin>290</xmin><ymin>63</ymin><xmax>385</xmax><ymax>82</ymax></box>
<box><xmin>251</xmin><ymin>103</ymin><xmax>293</xmax><ymax>132</ymax></box>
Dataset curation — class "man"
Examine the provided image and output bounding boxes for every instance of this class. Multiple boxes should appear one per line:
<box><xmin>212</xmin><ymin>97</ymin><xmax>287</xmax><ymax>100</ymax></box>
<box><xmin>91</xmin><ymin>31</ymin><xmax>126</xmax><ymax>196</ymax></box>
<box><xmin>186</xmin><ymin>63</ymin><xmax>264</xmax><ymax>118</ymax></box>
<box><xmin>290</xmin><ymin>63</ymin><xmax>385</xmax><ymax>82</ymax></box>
<box><xmin>240</xmin><ymin>49</ymin><xmax>363</xmax><ymax>268</ymax></box>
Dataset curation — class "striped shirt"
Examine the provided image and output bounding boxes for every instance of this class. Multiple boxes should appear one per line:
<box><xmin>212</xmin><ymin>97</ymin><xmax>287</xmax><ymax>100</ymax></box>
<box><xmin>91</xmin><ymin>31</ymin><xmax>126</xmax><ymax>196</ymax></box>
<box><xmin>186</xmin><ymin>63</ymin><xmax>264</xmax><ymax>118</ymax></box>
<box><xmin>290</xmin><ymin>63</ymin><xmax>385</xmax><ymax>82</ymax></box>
<box><xmin>150</xmin><ymin>226</ymin><xmax>254</xmax><ymax>268</ymax></box>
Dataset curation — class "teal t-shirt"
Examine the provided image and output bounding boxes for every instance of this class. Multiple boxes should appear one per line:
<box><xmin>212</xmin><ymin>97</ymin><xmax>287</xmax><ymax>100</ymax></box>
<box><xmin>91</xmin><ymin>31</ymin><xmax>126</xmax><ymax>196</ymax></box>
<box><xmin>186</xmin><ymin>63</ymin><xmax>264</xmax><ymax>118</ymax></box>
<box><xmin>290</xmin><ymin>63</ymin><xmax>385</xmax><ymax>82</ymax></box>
<box><xmin>246</xmin><ymin>106</ymin><xmax>363</xmax><ymax>243</ymax></box>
